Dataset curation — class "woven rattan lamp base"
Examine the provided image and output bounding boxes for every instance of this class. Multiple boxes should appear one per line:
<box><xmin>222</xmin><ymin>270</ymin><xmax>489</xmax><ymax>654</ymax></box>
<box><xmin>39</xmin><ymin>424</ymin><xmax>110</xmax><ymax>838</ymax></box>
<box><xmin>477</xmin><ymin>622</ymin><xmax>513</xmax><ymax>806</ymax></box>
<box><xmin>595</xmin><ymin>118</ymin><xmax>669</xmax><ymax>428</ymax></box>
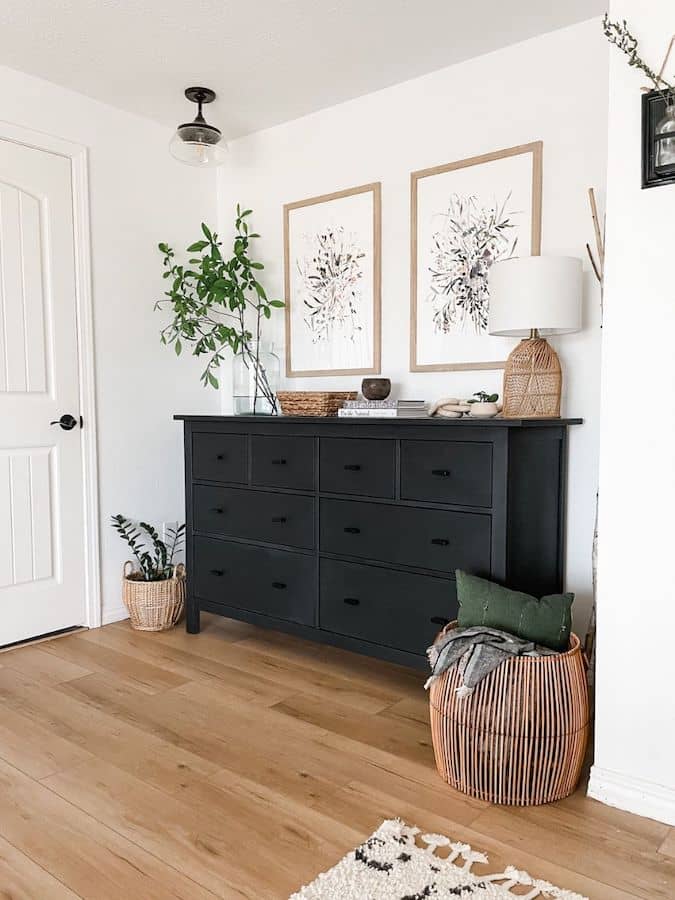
<box><xmin>502</xmin><ymin>337</ymin><xmax>562</xmax><ymax>418</ymax></box>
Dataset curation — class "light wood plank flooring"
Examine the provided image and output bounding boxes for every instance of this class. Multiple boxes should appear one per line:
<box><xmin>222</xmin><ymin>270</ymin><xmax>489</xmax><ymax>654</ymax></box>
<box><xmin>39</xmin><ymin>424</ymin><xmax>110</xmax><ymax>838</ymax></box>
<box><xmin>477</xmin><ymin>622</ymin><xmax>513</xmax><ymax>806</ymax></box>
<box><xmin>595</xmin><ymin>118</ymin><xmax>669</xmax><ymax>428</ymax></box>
<box><xmin>0</xmin><ymin>614</ymin><xmax>673</xmax><ymax>899</ymax></box>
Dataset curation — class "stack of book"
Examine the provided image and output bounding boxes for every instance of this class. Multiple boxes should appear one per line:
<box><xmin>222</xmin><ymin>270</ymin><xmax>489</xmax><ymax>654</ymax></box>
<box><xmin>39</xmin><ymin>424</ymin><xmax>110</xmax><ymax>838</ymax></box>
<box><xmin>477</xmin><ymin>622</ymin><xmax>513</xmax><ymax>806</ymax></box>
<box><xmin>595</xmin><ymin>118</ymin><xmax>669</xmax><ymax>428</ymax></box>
<box><xmin>338</xmin><ymin>399</ymin><xmax>429</xmax><ymax>418</ymax></box>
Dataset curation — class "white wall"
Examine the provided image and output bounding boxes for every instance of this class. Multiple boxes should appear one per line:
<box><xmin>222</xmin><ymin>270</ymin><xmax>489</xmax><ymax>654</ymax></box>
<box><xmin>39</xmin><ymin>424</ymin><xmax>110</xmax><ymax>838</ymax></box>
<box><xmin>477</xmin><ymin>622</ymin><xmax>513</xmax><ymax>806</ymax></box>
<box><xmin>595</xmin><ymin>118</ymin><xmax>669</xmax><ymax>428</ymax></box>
<box><xmin>589</xmin><ymin>0</ymin><xmax>675</xmax><ymax>825</ymax></box>
<box><xmin>219</xmin><ymin>19</ymin><xmax>608</xmax><ymax>635</ymax></box>
<box><xmin>0</xmin><ymin>65</ymin><xmax>220</xmax><ymax>623</ymax></box>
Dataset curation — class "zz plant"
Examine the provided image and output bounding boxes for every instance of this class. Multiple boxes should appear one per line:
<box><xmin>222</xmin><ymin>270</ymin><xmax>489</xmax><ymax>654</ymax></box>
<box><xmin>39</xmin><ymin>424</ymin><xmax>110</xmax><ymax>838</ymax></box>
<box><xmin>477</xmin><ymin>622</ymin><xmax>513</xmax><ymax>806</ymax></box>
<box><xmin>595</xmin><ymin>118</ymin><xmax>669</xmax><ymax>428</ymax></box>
<box><xmin>155</xmin><ymin>207</ymin><xmax>284</xmax><ymax>413</ymax></box>
<box><xmin>111</xmin><ymin>515</ymin><xmax>185</xmax><ymax>581</ymax></box>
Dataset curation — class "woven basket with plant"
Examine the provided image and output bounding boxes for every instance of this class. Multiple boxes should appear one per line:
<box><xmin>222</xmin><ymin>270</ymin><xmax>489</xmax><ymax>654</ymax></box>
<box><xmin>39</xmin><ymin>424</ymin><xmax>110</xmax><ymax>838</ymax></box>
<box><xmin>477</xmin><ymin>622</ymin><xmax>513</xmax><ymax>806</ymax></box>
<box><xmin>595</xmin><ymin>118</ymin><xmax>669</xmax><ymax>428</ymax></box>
<box><xmin>111</xmin><ymin>515</ymin><xmax>186</xmax><ymax>631</ymax></box>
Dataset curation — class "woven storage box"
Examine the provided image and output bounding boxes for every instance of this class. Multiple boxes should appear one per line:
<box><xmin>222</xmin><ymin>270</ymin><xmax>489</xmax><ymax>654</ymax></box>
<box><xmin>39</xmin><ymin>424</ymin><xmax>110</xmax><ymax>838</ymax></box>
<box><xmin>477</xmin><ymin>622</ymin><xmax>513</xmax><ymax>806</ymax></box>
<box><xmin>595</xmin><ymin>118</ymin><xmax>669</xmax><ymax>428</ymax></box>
<box><xmin>429</xmin><ymin>622</ymin><xmax>589</xmax><ymax>806</ymax></box>
<box><xmin>122</xmin><ymin>561</ymin><xmax>185</xmax><ymax>632</ymax></box>
<box><xmin>277</xmin><ymin>390</ymin><xmax>357</xmax><ymax>417</ymax></box>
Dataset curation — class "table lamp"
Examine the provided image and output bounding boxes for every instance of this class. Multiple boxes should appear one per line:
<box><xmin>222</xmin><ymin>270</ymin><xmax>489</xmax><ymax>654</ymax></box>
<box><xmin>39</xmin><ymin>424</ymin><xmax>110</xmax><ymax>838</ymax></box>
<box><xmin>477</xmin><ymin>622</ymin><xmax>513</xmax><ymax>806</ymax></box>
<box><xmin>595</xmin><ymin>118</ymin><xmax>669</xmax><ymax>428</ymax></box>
<box><xmin>488</xmin><ymin>256</ymin><xmax>582</xmax><ymax>418</ymax></box>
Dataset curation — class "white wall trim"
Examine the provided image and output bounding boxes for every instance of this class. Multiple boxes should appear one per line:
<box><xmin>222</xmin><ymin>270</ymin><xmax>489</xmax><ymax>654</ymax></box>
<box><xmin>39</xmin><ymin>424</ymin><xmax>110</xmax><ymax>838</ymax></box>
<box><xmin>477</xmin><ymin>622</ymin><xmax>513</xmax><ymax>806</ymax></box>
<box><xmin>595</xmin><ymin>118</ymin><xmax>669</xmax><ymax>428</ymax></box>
<box><xmin>0</xmin><ymin>119</ymin><xmax>102</xmax><ymax>629</ymax></box>
<box><xmin>101</xmin><ymin>604</ymin><xmax>129</xmax><ymax>626</ymax></box>
<box><xmin>588</xmin><ymin>765</ymin><xmax>675</xmax><ymax>826</ymax></box>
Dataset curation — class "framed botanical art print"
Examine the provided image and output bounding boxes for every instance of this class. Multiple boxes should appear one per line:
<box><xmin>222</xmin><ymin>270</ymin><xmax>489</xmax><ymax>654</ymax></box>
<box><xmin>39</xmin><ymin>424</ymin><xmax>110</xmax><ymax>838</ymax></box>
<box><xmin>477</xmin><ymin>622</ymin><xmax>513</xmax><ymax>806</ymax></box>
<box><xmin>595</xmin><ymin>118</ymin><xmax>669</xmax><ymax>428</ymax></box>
<box><xmin>410</xmin><ymin>142</ymin><xmax>542</xmax><ymax>372</ymax></box>
<box><xmin>284</xmin><ymin>182</ymin><xmax>381</xmax><ymax>377</ymax></box>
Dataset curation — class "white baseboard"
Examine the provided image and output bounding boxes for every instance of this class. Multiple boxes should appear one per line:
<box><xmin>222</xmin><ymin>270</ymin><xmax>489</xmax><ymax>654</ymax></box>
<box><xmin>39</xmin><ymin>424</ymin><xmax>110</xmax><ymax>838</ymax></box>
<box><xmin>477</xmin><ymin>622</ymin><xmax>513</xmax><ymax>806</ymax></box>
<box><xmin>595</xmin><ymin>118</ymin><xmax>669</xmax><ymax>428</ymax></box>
<box><xmin>588</xmin><ymin>765</ymin><xmax>675</xmax><ymax>826</ymax></box>
<box><xmin>101</xmin><ymin>604</ymin><xmax>129</xmax><ymax>626</ymax></box>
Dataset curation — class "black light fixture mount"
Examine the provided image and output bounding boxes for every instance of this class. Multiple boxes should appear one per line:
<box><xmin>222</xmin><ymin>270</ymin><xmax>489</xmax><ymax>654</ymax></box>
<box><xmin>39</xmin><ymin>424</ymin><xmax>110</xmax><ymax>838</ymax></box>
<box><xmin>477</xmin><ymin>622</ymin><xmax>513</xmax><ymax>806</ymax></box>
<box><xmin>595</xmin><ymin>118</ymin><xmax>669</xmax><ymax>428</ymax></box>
<box><xmin>170</xmin><ymin>86</ymin><xmax>226</xmax><ymax>167</ymax></box>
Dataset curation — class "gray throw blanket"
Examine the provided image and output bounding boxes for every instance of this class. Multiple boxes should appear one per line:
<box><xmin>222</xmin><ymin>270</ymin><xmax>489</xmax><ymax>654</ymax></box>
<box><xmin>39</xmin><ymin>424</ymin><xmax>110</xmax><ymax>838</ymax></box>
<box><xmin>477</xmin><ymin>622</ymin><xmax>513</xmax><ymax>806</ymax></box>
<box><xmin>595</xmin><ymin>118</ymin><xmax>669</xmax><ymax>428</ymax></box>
<box><xmin>425</xmin><ymin>625</ymin><xmax>557</xmax><ymax>698</ymax></box>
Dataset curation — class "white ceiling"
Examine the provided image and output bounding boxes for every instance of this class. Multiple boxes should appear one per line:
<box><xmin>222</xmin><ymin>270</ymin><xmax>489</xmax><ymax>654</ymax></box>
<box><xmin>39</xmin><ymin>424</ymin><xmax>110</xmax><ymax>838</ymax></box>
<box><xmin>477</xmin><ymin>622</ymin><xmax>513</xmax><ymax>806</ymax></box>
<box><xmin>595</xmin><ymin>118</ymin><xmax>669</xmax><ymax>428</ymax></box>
<box><xmin>0</xmin><ymin>1</ymin><xmax>603</xmax><ymax>139</ymax></box>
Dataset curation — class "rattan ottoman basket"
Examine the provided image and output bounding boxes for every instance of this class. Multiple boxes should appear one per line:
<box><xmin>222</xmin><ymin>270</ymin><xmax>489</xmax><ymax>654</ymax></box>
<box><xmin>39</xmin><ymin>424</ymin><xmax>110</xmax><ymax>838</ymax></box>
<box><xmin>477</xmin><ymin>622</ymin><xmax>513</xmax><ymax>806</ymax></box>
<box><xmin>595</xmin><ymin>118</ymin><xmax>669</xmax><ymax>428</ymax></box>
<box><xmin>428</xmin><ymin>622</ymin><xmax>589</xmax><ymax>806</ymax></box>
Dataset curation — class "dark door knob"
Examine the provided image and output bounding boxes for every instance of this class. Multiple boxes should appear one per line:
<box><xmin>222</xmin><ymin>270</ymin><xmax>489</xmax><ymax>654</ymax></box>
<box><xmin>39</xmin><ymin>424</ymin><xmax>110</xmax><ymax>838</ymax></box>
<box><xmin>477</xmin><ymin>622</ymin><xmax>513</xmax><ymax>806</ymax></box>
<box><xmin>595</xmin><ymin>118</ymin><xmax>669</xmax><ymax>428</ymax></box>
<box><xmin>50</xmin><ymin>414</ymin><xmax>79</xmax><ymax>431</ymax></box>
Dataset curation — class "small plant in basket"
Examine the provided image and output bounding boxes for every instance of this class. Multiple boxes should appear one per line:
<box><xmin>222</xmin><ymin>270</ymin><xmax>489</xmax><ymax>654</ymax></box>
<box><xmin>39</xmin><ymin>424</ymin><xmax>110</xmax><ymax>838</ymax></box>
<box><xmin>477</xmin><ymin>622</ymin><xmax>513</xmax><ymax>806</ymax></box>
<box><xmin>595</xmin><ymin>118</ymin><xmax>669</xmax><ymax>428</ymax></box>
<box><xmin>111</xmin><ymin>516</ymin><xmax>186</xmax><ymax>631</ymax></box>
<box><xmin>111</xmin><ymin>515</ymin><xmax>185</xmax><ymax>580</ymax></box>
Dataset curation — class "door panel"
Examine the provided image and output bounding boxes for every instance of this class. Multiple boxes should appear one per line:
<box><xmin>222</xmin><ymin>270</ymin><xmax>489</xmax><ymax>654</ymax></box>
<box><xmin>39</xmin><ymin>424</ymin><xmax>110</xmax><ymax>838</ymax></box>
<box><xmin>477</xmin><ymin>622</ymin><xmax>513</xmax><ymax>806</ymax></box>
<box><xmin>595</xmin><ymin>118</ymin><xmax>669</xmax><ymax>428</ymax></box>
<box><xmin>0</xmin><ymin>185</ymin><xmax>48</xmax><ymax>393</ymax></box>
<box><xmin>0</xmin><ymin>139</ymin><xmax>85</xmax><ymax>646</ymax></box>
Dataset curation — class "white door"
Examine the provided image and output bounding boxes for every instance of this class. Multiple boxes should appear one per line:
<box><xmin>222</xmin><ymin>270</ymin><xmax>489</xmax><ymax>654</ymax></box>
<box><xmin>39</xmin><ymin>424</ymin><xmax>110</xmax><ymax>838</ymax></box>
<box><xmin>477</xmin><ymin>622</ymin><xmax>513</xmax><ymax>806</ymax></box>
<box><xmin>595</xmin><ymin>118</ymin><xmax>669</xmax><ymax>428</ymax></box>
<box><xmin>0</xmin><ymin>138</ymin><xmax>86</xmax><ymax>646</ymax></box>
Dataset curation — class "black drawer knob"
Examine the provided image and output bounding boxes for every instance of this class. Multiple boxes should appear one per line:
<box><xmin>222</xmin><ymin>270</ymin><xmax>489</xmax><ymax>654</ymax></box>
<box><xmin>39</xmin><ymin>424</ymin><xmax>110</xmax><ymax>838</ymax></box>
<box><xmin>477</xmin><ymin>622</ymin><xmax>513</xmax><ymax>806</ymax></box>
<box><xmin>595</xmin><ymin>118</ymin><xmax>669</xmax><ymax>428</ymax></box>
<box><xmin>216</xmin><ymin>454</ymin><xmax>226</xmax><ymax>460</ymax></box>
<box><xmin>271</xmin><ymin>458</ymin><xmax>287</xmax><ymax>466</ymax></box>
<box><xmin>432</xmin><ymin>469</ymin><xmax>451</xmax><ymax>477</ymax></box>
<box><xmin>343</xmin><ymin>526</ymin><xmax>361</xmax><ymax>534</ymax></box>
<box><xmin>271</xmin><ymin>516</ymin><xmax>287</xmax><ymax>523</ymax></box>
<box><xmin>430</xmin><ymin>615</ymin><xmax>450</xmax><ymax>626</ymax></box>
<box><xmin>272</xmin><ymin>581</ymin><xmax>287</xmax><ymax>590</ymax></box>
<box><xmin>431</xmin><ymin>537</ymin><xmax>449</xmax><ymax>546</ymax></box>
<box><xmin>210</xmin><ymin>507</ymin><xmax>225</xmax><ymax>514</ymax></box>
<box><xmin>343</xmin><ymin>597</ymin><xmax>360</xmax><ymax>606</ymax></box>
<box><xmin>210</xmin><ymin>568</ymin><xmax>225</xmax><ymax>576</ymax></box>
<box><xmin>343</xmin><ymin>464</ymin><xmax>361</xmax><ymax>471</ymax></box>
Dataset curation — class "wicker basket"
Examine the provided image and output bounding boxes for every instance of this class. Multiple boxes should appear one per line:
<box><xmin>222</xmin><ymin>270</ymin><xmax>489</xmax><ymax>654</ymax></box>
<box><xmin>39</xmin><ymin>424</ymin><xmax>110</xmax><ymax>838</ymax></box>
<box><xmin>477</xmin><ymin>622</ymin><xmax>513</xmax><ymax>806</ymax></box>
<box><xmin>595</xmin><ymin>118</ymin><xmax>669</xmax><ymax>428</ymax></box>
<box><xmin>122</xmin><ymin>561</ymin><xmax>185</xmax><ymax>632</ymax></box>
<box><xmin>276</xmin><ymin>390</ymin><xmax>357</xmax><ymax>417</ymax></box>
<box><xmin>429</xmin><ymin>622</ymin><xmax>589</xmax><ymax>806</ymax></box>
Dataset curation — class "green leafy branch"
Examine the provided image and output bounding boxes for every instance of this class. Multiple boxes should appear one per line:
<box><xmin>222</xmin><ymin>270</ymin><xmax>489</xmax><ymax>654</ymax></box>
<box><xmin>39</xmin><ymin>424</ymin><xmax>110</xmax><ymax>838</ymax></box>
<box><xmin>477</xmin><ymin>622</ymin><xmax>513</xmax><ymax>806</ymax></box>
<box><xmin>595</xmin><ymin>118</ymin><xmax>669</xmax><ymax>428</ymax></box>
<box><xmin>155</xmin><ymin>208</ymin><xmax>283</xmax><ymax>412</ymax></box>
<box><xmin>603</xmin><ymin>15</ymin><xmax>674</xmax><ymax>97</ymax></box>
<box><xmin>111</xmin><ymin>515</ymin><xmax>185</xmax><ymax>581</ymax></box>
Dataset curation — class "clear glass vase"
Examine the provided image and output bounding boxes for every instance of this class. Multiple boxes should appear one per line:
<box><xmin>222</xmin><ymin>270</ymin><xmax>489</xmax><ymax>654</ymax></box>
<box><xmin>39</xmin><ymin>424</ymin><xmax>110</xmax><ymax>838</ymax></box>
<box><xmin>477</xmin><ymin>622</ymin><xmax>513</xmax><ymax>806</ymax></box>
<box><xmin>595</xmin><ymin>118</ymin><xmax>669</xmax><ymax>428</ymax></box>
<box><xmin>655</xmin><ymin>103</ymin><xmax>675</xmax><ymax>170</ymax></box>
<box><xmin>233</xmin><ymin>342</ymin><xmax>280</xmax><ymax>415</ymax></box>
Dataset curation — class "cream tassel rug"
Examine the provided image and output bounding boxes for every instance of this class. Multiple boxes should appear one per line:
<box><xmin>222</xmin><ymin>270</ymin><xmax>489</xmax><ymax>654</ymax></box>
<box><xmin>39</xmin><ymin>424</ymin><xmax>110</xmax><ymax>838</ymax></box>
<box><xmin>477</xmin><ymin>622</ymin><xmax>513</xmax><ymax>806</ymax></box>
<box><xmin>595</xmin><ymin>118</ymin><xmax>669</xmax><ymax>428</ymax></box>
<box><xmin>290</xmin><ymin>819</ymin><xmax>587</xmax><ymax>900</ymax></box>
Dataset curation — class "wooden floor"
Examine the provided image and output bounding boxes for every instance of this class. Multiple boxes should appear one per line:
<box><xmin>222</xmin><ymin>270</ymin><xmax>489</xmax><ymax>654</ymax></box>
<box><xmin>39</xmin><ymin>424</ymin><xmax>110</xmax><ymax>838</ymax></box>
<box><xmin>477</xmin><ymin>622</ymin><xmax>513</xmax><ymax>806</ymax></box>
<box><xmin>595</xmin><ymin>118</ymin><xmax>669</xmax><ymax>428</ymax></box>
<box><xmin>0</xmin><ymin>615</ymin><xmax>674</xmax><ymax>899</ymax></box>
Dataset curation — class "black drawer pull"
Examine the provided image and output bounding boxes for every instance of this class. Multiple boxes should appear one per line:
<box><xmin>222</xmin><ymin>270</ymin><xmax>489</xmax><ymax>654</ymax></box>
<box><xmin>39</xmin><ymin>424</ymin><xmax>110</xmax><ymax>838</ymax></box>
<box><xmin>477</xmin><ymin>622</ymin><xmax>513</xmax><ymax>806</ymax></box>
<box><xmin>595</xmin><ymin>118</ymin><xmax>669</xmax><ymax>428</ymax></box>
<box><xmin>271</xmin><ymin>516</ymin><xmax>287</xmax><ymax>523</ymax></box>
<box><xmin>430</xmin><ymin>615</ymin><xmax>450</xmax><ymax>626</ymax></box>
<box><xmin>431</xmin><ymin>537</ymin><xmax>449</xmax><ymax>546</ymax></box>
<box><xmin>271</xmin><ymin>458</ymin><xmax>287</xmax><ymax>466</ymax></box>
<box><xmin>210</xmin><ymin>507</ymin><xmax>225</xmax><ymax>514</ymax></box>
<box><xmin>343</xmin><ymin>464</ymin><xmax>361</xmax><ymax>471</ymax></box>
<box><xmin>432</xmin><ymin>469</ymin><xmax>451</xmax><ymax>477</ymax></box>
<box><xmin>343</xmin><ymin>597</ymin><xmax>360</xmax><ymax>606</ymax></box>
<box><xmin>272</xmin><ymin>581</ymin><xmax>287</xmax><ymax>590</ymax></box>
<box><xmin>343</xmin><ymin>526</ymin><xmax>361</xmax><ymax>534</ymax></box>
<box><xmin>210</xmin><ymin>568</ymin><xmax>225</xmax><ymax>577</ymax></box>
<box><xmin>216</xmin><ymin>454</ymin><xmax>226</xmax><ymax>460</ymax></box>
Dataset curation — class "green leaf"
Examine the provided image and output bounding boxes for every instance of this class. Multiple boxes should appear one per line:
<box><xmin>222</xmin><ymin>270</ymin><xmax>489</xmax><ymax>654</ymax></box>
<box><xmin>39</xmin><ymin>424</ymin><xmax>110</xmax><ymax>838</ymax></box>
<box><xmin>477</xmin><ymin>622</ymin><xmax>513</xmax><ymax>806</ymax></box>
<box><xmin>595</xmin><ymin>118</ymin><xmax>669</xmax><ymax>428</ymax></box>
<box><xmin>207</xmin><ymin>371</ymin><xmax>219</xmax><ymax>389</ymax></box>
<box><xmin>186</xmin><ymin>240</ymin><xmax>209</xmax><ymax>252</ymax></box>
<box><xmin>201</xmin><ymin>223</ymin><xmax>213</xmax><ymax>240</ymax></box>
<box><xmin>249</xmin><ymin>261</ymin><xmax>264</xmax><ymax>270</ymax></box>
<box><xmin>268</xmin><ymin>300</ymin><xmax>285</xmax><ymax>308</ymax></box>
<box><xmin>175</xmin><ymin>339</ymin><xmax>182</xmax><ymax>356</ymax></box>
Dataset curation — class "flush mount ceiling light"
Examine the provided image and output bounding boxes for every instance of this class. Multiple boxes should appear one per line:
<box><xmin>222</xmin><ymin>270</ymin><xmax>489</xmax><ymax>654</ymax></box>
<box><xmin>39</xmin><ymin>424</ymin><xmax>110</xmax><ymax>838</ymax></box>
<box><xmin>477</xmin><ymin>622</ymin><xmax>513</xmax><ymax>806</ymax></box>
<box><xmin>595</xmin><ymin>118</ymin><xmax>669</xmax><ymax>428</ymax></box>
<box><xmin>169</xmin><ymin>87</ymin><xmax>227</xmax><ymax>167</ymax></box>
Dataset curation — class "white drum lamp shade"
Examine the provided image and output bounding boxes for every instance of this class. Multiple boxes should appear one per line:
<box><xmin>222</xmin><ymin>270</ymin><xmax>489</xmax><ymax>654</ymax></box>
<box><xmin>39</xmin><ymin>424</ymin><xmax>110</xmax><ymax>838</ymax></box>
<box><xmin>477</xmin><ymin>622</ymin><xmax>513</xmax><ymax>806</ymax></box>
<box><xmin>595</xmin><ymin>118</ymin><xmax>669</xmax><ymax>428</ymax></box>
<box><xmin>488</xmin><ymin>256</ymin><xmax>582</xmax><ymax>336</ymax></box>
<box><xmin>488</xmin><ymin>256</ymin><xmax>583</xmax><ymax>418</ymax></box>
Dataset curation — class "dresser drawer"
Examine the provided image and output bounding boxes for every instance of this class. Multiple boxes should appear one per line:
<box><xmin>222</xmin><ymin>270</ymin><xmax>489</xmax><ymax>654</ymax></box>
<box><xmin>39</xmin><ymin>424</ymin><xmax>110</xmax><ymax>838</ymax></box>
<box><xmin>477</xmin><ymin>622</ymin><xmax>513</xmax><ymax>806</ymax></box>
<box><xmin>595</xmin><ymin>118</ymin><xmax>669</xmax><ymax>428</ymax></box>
<box><xmin>251</xmin><ymin>435</ymin><xmax>314</xmax><ymax>490</ymax></box>
<box><xmin>320</xmin><ymin>559</ymin><xmax>456</xmax><ymax>655</ymax></box>
<box><xmin>192</xmin><ymin>432</ymin><xmax>247</xmax><ymax>483</ymax></box>
<box><xmin>320</xmin><ymin>498</ymin><xmax>490</xmax><ymax>575</ymax></box>
<box><xmin>319</xmin><ymin>437</ymin><xmax>395</xmax><ymax>498</ymax></box>
<box><xmin>194</xmin><ymin>485</ymin><xmax>314</xmax><ymax>549</ymax></box>
<box><xmin>401</xmin><ymin>440</ymin><xmax>492</xmax><ymax>507</ymax></box>
<box><xmin>194</xmin><ymin>537</ymin><xmax>314</xmax><ymax>625</ymax></box>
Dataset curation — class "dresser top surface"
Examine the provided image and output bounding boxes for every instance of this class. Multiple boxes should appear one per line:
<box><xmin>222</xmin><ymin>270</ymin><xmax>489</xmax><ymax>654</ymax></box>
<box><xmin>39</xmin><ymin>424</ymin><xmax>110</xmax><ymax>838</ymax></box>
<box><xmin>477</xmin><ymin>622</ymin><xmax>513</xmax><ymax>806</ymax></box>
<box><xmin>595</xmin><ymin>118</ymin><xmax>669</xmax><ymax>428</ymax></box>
<box><xmin>175</xmin><ymin>414</ymin><xmax>582</xmax><ymax>427</ymax></box>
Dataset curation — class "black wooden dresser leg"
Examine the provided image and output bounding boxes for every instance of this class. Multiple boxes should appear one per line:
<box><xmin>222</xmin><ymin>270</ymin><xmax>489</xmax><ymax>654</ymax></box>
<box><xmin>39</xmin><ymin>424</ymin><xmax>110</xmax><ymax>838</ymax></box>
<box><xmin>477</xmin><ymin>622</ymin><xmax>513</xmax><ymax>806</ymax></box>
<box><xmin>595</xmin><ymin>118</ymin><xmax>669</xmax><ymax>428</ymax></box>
<box><xmin>186</xmin><ymin>599</ymin><xmax>201</xmax><ymax>634</ymax></box>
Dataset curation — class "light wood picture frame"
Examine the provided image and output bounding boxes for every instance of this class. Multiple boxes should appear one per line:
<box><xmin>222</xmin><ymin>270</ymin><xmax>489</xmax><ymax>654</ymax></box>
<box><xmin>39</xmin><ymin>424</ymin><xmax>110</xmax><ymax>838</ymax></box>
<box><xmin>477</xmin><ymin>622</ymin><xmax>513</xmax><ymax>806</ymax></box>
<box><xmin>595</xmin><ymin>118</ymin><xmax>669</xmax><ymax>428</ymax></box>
<box><xmin>410</xmin><ymin>142</ymin><xmax>543</xmax><ymax>373</ymax></box>
<box><xmin>284</xmin><ymin>182</ymin><xmax>381</xmax><ymax>377</ymax></box>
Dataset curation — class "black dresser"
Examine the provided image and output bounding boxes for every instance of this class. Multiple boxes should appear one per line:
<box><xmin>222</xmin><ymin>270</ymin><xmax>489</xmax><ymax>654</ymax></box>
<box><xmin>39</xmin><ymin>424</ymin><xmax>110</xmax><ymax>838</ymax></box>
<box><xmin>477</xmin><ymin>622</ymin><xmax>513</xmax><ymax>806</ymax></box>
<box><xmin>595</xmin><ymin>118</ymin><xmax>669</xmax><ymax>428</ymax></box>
<box><xmin>176</xmin><ymin>415</ymin><xmax>580</xmax><ymax>669</ymax></box>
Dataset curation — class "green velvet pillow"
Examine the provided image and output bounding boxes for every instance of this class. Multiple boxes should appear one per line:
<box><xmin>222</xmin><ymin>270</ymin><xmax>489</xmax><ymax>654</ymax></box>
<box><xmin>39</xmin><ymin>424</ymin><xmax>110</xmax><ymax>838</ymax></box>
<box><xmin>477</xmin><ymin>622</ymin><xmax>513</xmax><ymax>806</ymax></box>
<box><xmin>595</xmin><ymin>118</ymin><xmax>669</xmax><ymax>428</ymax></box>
<box><xmin>456</xmin><ymin>570</ymin><xmax>573</xmax><ymax>652</ymax></box>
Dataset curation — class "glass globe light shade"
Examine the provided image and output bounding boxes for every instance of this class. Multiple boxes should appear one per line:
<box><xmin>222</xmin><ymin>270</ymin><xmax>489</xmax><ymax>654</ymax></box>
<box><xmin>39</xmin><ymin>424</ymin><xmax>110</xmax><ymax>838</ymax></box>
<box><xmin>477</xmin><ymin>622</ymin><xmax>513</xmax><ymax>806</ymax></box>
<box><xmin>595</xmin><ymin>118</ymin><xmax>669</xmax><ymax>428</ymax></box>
<box><xmin>169</xmin><ymin>121</ymin><xmax>227</xmax><ymax>167</ymax></box>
